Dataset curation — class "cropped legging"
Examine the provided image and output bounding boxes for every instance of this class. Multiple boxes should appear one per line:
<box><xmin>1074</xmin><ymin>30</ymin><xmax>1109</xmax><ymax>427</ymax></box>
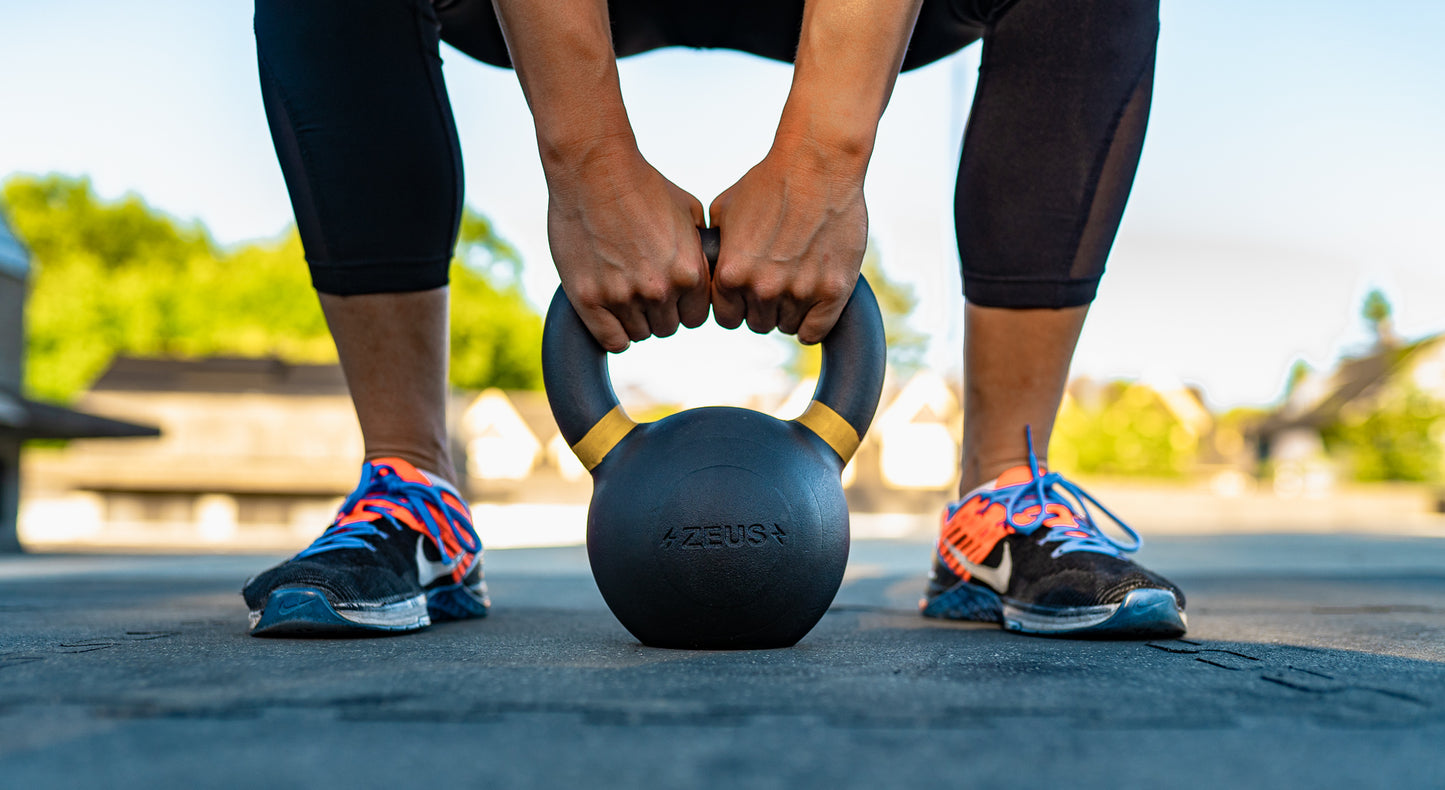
<box><xmin>254</xmin><ymin>0</ymin><xmax>1158</xmax><ymax>308</ymax></box>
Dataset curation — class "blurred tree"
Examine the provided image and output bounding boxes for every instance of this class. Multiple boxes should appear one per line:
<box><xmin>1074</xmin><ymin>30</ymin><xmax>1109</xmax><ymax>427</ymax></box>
<box><xmin>4</xmin><ymin>173</ymin><xmax>542</xmax><ymax>402</ymax></box>
<box><xmin>1362</xmin><ymin>288</ymin><xmax>1397</xmax><ymax>348</ymax></box>
<box><xmin>1284</xmin><ymin>359</ymin><xmax>1312</xmax><ymax>398</ymax></box>
<box><xmin>448</xmin><ymin>211</ymin><xmax>542</xmax><ymax>391</ymax></box>
<box><xmin>788</xmin><ymin>239</ymin><xmax>927</xmax><ymax>379</ymax></box>
<box><xmin>1321</xmin><ymin>382</ymin><xmax>1444</xmax><ymax>483</ymax></box>
<box><xmin>1050</xmin><ymin>381</ymin><xmax>1196</xmax><ymax>478</ymax></box>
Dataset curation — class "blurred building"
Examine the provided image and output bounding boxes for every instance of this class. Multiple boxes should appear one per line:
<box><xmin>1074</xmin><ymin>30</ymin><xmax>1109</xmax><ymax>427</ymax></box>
<box><xmin>1256</xmin><ymin>333</ymin><xmax>1445</xmax><ymax>495</ymax></box>
<box><xmin>20</xmin><ymin>357</ymin><xmax>362</xmax><ymax>551</ymax></box>
<box><xmin>20</xmin><ymin>358</ymin><xmax>977</xmax><ymax>550</ymax></box>
<box><xmin>22</xmin><ymin>348</ymin><xmax>1445</xmax><ymax>549</ymax></box>
<box><xmin>1</xmin><ymin>209</ymin><xmax>156</xmax><ymax>553</ymax></box>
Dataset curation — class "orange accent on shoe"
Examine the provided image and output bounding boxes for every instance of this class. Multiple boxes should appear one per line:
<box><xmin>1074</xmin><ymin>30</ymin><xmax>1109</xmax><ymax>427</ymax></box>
<box><xmin>993</xmin><ymin>464</ymin><xmax>1044</xmax><ymax>488</ymax></box>
<box><xmin>333</xmin><ymin>458</ymin><xmax>479</xmax><ymax>579</ymax></box>
<box><xmin>936</xmin><ymin>494</ymin><xmax>1016</xmax><ymax>582</ymax></box>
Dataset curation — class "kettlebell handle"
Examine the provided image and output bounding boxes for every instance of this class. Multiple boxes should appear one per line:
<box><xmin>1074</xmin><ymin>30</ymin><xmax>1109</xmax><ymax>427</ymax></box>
<box><xmin>543</xmin><ymin>227</ymin><xmax>886</xmax><ymax>472</ymax></box>
<box><xmin>699</xmin><ymin>226</ymin><xmax>721</xmax><ymax>272</ymax></box>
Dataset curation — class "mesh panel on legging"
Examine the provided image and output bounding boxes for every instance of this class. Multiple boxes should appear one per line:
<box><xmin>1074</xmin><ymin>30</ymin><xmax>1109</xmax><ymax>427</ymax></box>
<box><xmin>255</xmin><ymin>0</ymin><xmax>464</xmax><ymax>295</ymax></box>
<box><xmin>954</xmin><ymin>0</ymin><xmax>1160</xmax><ymax>309</ymax></box>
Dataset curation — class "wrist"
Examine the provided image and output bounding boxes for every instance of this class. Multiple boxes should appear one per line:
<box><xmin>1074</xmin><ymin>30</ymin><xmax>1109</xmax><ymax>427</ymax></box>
<box><xmin>772</xmin><ymin>102</ymin><xmax>875</xmax><ymax>182</ymax></box>
<box><xmin>537</xmin><ymin>120</ymin><xmax>639</xmax><ymax>179</ymax></box>
<box><xmin>540</xmin><ymin>131</ymin><xmax>650</xmax><ymax>206</ymax></box>
<box><xmin>529</xmin><ymin>64</ymin><xmax>638</xmax><ymax>175</ymax></box>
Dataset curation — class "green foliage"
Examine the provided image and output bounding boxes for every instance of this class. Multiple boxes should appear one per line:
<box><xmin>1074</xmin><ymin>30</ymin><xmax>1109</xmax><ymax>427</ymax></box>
<box><xmin>1321</xmin><ymin>384</ymin><xmax>1445</xmax><ymax>482</ymax></box>
<box><xmin>4</xmin><ymin>173</ymin><xmax>542</xmax><ymax>402</ymax></box>
<box><xmin>789</xmin><ymin>240</ymin><xmax>927</xmax><ymax>378</ymax></box>
<box><xmin>449</xmin><ymin>264</ymin><xmax>543</xmax><ymax>391</ymax></box>
<box><xmin>1284</xmin><ymin>359</ymin><xmax>1312</xmax><ymax>398</ymax></box>
<box><xmin>1050</xmin><ymin>382</ymin><xmax>1197</xmax><ymax>478</ymax></box>
<box><xmin>448</xmin><ymin>204</ymin><xmax>543</xmax><ymax>391</ymax></box>
<box><xmin>1362</xmin><ymin>288</ymin><xmax>1392</xmax><ymax>330</ymax></box>
<box><xmin>4</xmin><ymin>173</ymin><xmax>213</xmax><ymax>274</ymax></box>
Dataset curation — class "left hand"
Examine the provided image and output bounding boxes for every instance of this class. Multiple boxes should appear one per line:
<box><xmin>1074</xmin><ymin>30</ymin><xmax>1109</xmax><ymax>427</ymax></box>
<box><xmin>708</xmin><ymin>134</ymin><xmax>869</xmax><ymax>345</ymax></box>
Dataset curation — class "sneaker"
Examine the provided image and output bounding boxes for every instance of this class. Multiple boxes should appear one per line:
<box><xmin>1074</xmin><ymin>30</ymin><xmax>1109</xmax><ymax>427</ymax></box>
<box><xmin>243</xmin><ymin>457</ymin><xmax>489</xmax><ymax>636</ymax></box>
<box><xmin>920</xmin><ymin>433</ymin><xmax>1185</xmax><ymax>637</ymax></box>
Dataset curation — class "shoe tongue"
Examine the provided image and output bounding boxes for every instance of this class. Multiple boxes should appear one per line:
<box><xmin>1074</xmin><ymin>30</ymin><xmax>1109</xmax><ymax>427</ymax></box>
<box><xmin>994</xmin><ymin>464</ymin><xmax>1045</xmax><ymax>489</ymax></box>
<box><xmin>370</xmin><ymin>457</ymin><xmax>432</xmax><ymax>485</ymax></box>
<box><xmin>368</xmin><ymin>457</ymin><xmax>465</xmax><ymax>500</ymax></box>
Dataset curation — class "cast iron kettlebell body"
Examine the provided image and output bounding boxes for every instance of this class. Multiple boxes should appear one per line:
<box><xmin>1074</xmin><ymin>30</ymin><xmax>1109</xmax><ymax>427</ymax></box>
<box><xmin>542</xmin><ymin>229</ymin><xmax>886</xmax><ymax>649</ymax></box>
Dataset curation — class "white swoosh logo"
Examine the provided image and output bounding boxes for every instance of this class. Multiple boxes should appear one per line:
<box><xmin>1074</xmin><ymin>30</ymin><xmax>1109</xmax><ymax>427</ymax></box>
<box><xmin>944</xmin><ymin>541</ymin><xmax>1012</xmax><ymax>594</ymax></box>
<box><xmin>416</xmin><ymin>539</ymin><xmax>461</xmax><ymax>586</ymax></box>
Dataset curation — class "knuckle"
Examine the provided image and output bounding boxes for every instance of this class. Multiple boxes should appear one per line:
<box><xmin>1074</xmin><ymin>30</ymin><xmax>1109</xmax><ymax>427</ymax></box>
<box><xmin>750</xmin><ymin>280</ymin><xmax>784</xmax><ymax>303</ymax></box>
<box><xmin>823</xmin><ymin>274</ymin><xmax>856</xmax><ymax>301</ymax></box>
<box><xmin>635</xmin><ymin>280</ymin><xmax>669</xmax><ymax>304</ymax></box>
<box><xmin>671</xmin><ymin>265</ymin><xmax>704</xmax><ymax>291</ymax></box>
<box><xmin>714</xmin><ymin>265</ymin><xmax>751</xmax><ymax>292</ymax></box>
<box><xmin>592</xmin><ymin>285</ymin><xmax>630</xmax><ymax>310</ymax></box>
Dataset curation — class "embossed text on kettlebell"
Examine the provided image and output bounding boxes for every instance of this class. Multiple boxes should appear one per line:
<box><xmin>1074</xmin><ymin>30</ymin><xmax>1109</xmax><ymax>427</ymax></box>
<box><xmin>658</xmin><ymin>523</ymin><xmax>788</xmax><ymax>550</ymax></box>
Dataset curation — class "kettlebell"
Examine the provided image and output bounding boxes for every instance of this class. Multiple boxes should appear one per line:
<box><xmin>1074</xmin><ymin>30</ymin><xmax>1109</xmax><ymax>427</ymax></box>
<box><xmin>542</xmin><ymin>227</ymin><xmax>886</xmax><ymax>649</ymax></box>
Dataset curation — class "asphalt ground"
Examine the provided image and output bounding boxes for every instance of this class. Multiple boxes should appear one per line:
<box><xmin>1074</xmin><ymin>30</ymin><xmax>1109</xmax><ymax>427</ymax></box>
<box><xmin>2</xmin><ymin>534</ymin><xmax>1445</xmax><ymax>789</ymax></box>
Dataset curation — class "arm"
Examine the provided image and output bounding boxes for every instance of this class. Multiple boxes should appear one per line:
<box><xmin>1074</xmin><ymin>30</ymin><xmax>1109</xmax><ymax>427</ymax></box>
<box><xmin>710</xmin><ymin>0</ymin><xmax>922</xmax><ymax>343</ymax></box>
<box><xmin>492</xmin><ymin>0</ymin><xmax>710</xmax><ymax>352</ymax></box>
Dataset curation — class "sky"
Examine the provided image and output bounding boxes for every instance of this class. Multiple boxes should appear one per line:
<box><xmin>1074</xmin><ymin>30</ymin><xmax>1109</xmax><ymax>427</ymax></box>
<box><xmin>1</xmin><ymin>1</ymin><xmax>1443</xmax><ymax>410</ymax></box>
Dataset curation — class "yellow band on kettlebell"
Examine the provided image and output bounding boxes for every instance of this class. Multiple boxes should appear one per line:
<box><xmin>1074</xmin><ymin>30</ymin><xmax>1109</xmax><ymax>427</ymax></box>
<box><xmin>571</xmin><ymin>405</ymin><xmax>637</xmax><ymax>471</ymax></box>
<box><xmin>796</xmin><ymin>401</ymin><xmax>860</xmax><ymax>462</ymax></box>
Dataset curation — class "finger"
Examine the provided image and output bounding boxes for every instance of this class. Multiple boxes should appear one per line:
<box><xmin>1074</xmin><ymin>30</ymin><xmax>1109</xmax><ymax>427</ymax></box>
<box><xmin>795</xmin><ymin>298</ymin><xmax>848</xmax><ymax>345</ymax></box>
<box><xmin>616</xmin><ymin>304</ymin><xmax>652</xmax><ymax>344</ymax></box>
<box><xmin>710</xmin><ymin>253</ymin><xmax>748</xmax><ymax>330</ymax></box>
<box><xmin>743</xmin><ymin>289</ymin><xmax>781</xmax><ymax>335</ymax></box>
<box><xmin>579</xmin><ymin>308</ymin><xmax>633</xmax><ymax>353</ymax></box>
<box><xmin>677</xmin><ymin>260</ymin><xmax>712</xmax><ymax>329</ymax></box>
<box><xmin>644</xmin><ymin>300</ymin><xmax>681</xmax><ymax>339</ymax></box>
<box><xmin>776</xmin><ymin>294</ymin><xmax>812</xmax><ymax>336</ymax></box>
<box><xmin>712</xmin><ymin>283</ymin><xmax>747</xmax><ymax>330</ymax></box>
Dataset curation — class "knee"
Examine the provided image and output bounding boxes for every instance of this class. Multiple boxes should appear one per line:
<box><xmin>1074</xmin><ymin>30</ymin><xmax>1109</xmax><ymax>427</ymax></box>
<box><xmin>990</xmin><ymin>0</ymin><xmax>1160</xmax><ymax>67</ymax></box>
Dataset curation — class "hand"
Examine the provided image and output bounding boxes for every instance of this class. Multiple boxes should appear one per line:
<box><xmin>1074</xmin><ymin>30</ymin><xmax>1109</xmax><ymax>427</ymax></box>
<box><xmin>709</xmin><ymin>135</ymin><xmax>869</xmax><ymax>344</ymax></box>
<box><xmin>547</xmin><ymin>145</ymin><xmax>711</xmax><ymax>352</ymax></box>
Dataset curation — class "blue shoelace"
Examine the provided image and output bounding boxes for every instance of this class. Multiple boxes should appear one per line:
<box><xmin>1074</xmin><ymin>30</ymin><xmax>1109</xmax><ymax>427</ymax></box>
<box><xmin>971</xmin><ymin>427</ymin><xmax>1141</xmax><ymax>559</ymax></box>
<box><xmin>296</xmin><ymin>461</ymin><xmax>482</xmax><ymax>563</ymax></box>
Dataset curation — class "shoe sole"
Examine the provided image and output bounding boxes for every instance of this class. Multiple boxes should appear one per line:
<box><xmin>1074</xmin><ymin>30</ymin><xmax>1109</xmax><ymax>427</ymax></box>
<box><xmin>249</xmin><ymin>587</ymin><xmax>430</xmax><ymax>637</ymax></box>
<box><xmin>922</xmin><ymin>584</ymin><xmax>1186</xmax><ymax>638</ymax></box>
<box><xmin>425</xmin><ymin>579</ymin><xmax>491</xmax><ymax>621</ymax></box>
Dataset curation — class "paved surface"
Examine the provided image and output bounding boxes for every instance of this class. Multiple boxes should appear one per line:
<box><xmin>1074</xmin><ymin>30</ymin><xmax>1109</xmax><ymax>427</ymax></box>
<box><xmin>3</xmin><ymin>534</ymin><xmax>1445</xmax><ymax>789</ymax></box>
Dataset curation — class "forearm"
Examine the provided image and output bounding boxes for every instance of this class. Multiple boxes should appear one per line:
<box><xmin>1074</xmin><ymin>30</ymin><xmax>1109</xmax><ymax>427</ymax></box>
<box><xmin>777</xmin><ymin>0</ymin><xmax>923</xmax><ymax>169</ymax></box>
<box><xmin>491</xmin><ymin>0</ymin><xmax>636</xmax><ymax>173</ymax></box>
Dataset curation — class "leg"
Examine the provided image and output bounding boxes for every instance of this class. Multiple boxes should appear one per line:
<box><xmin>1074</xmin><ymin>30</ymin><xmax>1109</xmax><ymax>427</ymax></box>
<box><xmin>255</xmin><ymin>0</ymin><xmax>464</xmax><ymax>484</ymax></box>
<box><xmin>955</xmin><ymin>0</ymin><xmax>1158</xmax><ymax>489</ymax></box>
<box><xmin>920</xmin><ymin>0</ymin><xmax>1184</xmax><ymax>637</ymax></box>
<box><xmin>319</xmin><ymin>290</ymin><xmax>455</xmax><ymax>486</ymax></box>
<box><xmin>244</xmin><ymin>0</ymin><xmax>487</xmax><ymax>635</ymax></box>
<box><xmin>960</xmin><ymin>303</ymin><xmax>1088</xmax><ymax>493</ymax></box>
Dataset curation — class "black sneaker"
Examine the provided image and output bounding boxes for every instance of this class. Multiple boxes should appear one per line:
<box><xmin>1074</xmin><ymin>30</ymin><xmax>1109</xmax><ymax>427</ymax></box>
<box><xmin>243</xmin><ymin>457</ymin><xmax>489</xmax><ymax>636</ymax></box>
<box><xmin>920</xmin><ymin>438</ymin><xmax>1185</xmax><ymax>637</ymax></box>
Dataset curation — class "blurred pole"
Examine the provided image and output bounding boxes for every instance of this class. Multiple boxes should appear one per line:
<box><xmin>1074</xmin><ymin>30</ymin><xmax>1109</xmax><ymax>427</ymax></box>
<box><xmin>0</xmin><ymin>210</ymin><xmax>28</xmax><ymax>551</ymax></box>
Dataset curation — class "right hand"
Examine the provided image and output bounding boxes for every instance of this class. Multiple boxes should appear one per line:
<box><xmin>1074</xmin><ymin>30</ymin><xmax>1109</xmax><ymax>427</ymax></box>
<box><xmin>546</xmin><ymin>144</ymin><xmax>711</xmax><ymax>352</ymax></box>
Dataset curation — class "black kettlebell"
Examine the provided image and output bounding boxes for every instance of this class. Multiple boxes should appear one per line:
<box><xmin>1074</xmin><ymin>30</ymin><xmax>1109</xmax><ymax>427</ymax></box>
<box><xmin>542</xmin><ymin>227</ymin><xmax>886</xmax><ymax>649</ymax></box>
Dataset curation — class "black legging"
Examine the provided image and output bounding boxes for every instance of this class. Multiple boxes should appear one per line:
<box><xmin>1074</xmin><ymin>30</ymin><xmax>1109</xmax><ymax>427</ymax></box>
<box><xmin>254</xmin><ymin>0</ymin><xmax>1158</xmax><ymax>309</ymax></box>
